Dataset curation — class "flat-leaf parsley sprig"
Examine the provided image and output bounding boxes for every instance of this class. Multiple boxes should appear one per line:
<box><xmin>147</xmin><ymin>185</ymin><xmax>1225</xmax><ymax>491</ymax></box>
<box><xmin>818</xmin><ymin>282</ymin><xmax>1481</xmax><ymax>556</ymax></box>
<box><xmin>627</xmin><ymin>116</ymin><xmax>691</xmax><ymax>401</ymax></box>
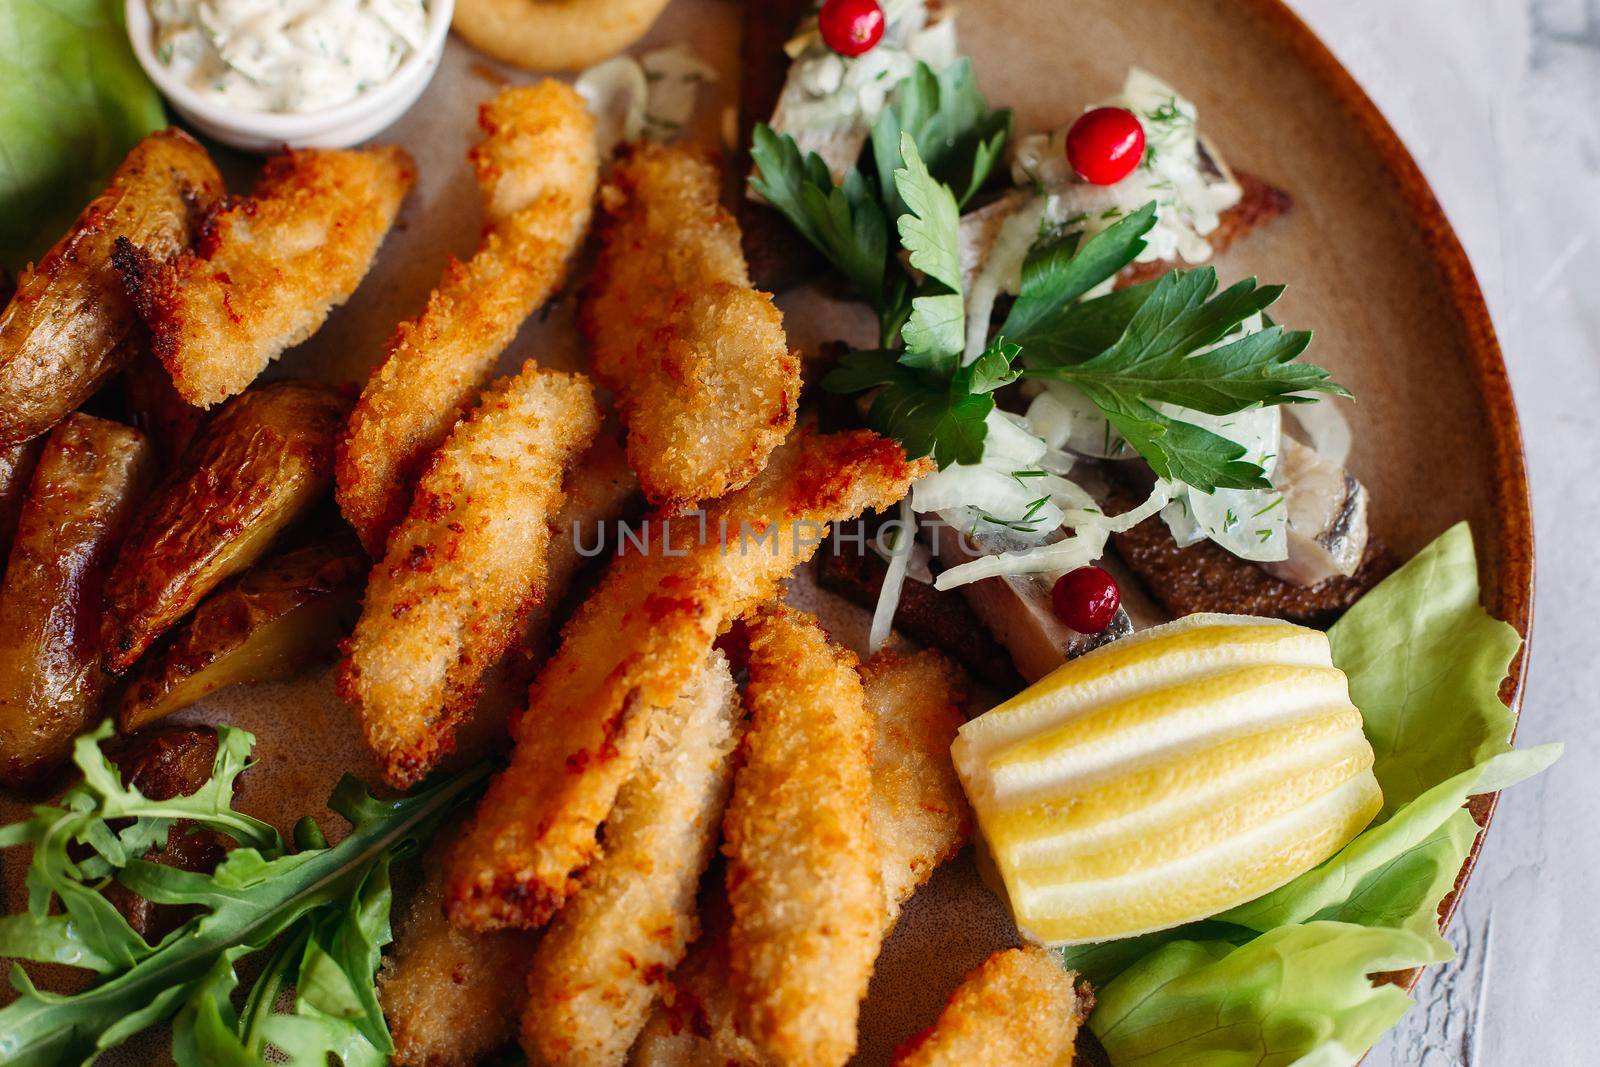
<box><xmin>0</xmin><ymin>722</ymin><xmax>489</xmax><ymax>1067</ymax></box>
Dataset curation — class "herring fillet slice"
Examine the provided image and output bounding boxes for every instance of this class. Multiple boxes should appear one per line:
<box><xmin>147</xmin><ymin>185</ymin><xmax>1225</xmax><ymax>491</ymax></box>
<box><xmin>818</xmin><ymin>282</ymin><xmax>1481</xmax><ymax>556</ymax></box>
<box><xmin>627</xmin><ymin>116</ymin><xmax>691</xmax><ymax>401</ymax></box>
<box><xmin>443</xmin><ymin>429</ymin><xmax>929</xmax><ymax>932</ymax></box>
<box><xmin>955</xmin><ymin>614</ymin><xmax>1381</xmax><ymax>946</ymax></box>
<box><xmin>521</xmin><ymin>652</ymin><xmax>739</xmax><ymax>1067</ymax></box>
<box><xmin>339</xmin><ymin>366</ymin><xmax>601</xmax><ymax>789</ymax></box>
<box><xmin>337</xmin><ymin>80</ymin><xmax>599</xmax><ymax>554</ymax></box>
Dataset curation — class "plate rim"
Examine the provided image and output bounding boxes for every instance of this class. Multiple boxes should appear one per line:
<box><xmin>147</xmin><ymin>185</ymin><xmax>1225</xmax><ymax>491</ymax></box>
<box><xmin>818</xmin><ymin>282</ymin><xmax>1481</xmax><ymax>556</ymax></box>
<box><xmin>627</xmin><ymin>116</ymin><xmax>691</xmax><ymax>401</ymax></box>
<box><xmin>1238</xmin><ymin>0</ymin><xmax>1536</xmax><ymax>961</ymax></box>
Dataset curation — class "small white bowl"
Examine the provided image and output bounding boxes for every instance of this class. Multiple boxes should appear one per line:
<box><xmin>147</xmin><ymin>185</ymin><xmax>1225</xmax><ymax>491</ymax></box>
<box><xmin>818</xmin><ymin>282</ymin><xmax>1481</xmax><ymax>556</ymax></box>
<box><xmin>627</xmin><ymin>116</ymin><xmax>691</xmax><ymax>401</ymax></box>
<box><xmin>124</xmin><ymin>0</ymin><xmax>454</xmax><ymax>154</ymax></box>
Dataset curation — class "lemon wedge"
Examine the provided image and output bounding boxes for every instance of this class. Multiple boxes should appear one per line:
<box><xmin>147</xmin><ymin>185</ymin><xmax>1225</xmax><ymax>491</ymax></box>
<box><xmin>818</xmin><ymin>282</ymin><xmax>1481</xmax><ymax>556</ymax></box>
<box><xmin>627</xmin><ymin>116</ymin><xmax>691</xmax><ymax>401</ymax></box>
<box><xmin>953</xmin><ymin>613</ymin><xmax>1381</xmax><ymax>945</ymax></box>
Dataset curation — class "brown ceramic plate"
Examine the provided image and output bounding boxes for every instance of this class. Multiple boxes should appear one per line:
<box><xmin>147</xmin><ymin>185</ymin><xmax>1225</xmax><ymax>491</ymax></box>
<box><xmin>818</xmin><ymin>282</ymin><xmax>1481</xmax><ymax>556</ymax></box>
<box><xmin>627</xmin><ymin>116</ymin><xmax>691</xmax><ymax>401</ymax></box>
<box><xmin>0</xmin><ymin>0</ymin><xmax>1533</xmax><ymax>1062</ymax></box>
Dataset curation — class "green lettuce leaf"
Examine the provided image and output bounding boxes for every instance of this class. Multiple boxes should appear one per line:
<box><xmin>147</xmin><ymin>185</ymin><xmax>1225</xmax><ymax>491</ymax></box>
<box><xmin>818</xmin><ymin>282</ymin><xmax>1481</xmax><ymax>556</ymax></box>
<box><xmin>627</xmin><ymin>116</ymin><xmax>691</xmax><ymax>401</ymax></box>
<box><xmin>1091</xmin><ymin>921</ymin><xmax>1444</xmax><ymax>1066</ymax></box>
<box><xmin>1327</xmin><ymin>520</ymin><xmax>1526</xmax><ymax>815</ymax></box>
<box><xmin>0</xmin><ymin>0</ymin><xmax>165</xmax><ymax>268</ymax></box>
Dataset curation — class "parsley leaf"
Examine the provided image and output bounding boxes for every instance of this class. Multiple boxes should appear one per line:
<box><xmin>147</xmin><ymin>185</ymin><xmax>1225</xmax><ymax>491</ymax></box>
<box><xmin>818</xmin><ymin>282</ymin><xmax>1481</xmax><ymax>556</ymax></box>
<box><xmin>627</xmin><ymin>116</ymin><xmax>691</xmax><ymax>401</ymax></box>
<box><xmin>749</xmin><ymin>123</ymin><xmax>888</xmax><ymax>306</ymax></box>
<box><xmin>1012</xmin><ymin>280</ymin><xmax>1159</xmax><ymax>367</ymax></box>
<box><xmin>870</xmin><ymin>59</ymin><xmax>1012</xmax><ymax>219</ymax></box>
<box><xmin>1002</xmin><ymin>202</ymin><xmax>1157</xmax><ymax>341</ymax></box>
<box><xmin>0</xmin><ymin>722</ymin><xmax>489</xmax><ymax>1067</ymax></box>
<box><xmin>823</xmin><ymin>335</ymin><xmax>1022</xmax><ymax>470</ymax></box>
<box><xmin>1025</xmin><ymin>268</ymin><xmax>1348</xmax><ymax>491</ymax></box>
<box><xmin>893</xmin><ymin>133</ymin><xmax>966</xmax><ymax>370</ymax></box>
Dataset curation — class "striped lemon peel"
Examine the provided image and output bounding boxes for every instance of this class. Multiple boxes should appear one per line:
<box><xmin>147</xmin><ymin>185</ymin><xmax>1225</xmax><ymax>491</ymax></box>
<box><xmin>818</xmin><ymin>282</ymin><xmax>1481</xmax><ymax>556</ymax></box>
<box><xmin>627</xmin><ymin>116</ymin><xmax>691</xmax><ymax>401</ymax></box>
<box><xmin>954</xmin><ymin>613</ymin><xmax>1381</xmax><ymax>945</ymax></box>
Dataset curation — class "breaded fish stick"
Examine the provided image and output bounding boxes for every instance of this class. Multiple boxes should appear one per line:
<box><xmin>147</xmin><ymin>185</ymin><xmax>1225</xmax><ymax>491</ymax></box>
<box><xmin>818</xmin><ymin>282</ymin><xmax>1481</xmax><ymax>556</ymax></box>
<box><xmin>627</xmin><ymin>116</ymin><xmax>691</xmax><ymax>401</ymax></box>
<box><xmin>0</xmin><ymin>130</ymin><xmax>222</xmax><ymax>445</ymax></box>
<box><xmin>338</xmin><ymin>82</ymin><xmax>598</xmax><ymax>554</ymax></box>
<box><xmin>114</xmin><ymin>145</ymin><xmax>415</xmax><ymax>407</ymax></box>
<box><xmin>522</xmin><ymin>652</ymin><xmax>740</xmax><ymax>1067</ymax></box>
<box><xmin>582</xmin><ymin>143</ymin><xmax>799</xmax><ymax>512</ymax></box>
<box><xmin>380</xmin><ymin>838</ymin><xmax>537</xmax><ymax>1067</ymax></box>
<box><xmin>861</xmin><ymin>649</ymin><xmax>971</xmax><ymax>923</ymax></box>
<box><xmin>630</xmin><ymin>647</ymin><xmax>973</xmax><ymax>1067</ymax></box>
<box><xmin>723</xmin><ymin>605</ymin><xmax>880</xmax><ymax>1067</ymax></box>
<box><xmin>892</xmin><ymin>947</ymin><xmax>1090</xmax><ymax>1067</ymax></box>
<box><xmin>446</xmin><ymin>429</ymin><xmax>928</xmax><ymax>932</ymax></box>
<box><xmin>340</xmin><ymin>366</ymin><xmax>601</xmax><ymax>788</ymax></box>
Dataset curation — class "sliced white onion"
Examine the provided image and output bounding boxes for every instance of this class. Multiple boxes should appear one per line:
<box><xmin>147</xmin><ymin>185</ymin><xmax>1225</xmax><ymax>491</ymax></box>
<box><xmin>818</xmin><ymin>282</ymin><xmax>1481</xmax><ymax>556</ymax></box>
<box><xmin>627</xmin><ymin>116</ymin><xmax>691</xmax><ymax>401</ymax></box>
<box><xmin>983</xmin><ymin>409</ymin><xmax>1048</xmax><ymax>465</ymax></box>
<box><xmin>640</xmin><ymin>45</ymin><xmax>718</xmax><ymax>137</ymax></box>
<box><xmin>869</xmin><ymin>499</ymin><xmax>916</xmax><ymax>655</ymax></box>
<box><xmin>1025</xmin><ymin>391</ymin><xmax>1074</xmax><ymax>450</ymax></box>
<box><xmin>964</xmin><ymin>197</ymin><xmax>1045</xmax><ymax>362</ymax></box>
<box><xmin>1287</xmin><ymin>399</ymin><xmax>1353</xmax><ymax>467</ymax></box>
<box><xmin>575</xmin><ymin>55</ymin><xmax>649</xmax><ymax>156</ymax></box>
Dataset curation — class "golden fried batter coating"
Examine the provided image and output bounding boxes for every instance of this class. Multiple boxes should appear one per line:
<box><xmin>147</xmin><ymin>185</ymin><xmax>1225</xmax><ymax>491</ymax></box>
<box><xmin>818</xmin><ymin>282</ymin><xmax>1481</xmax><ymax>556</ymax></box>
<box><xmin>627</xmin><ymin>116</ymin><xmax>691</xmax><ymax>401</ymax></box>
<box><xmin>445</xmin><ymin>428</ymin><xmax>928</xmax><ymax>932</ymax></box>
<box><xmin>521</xmin><ymin>652</ymin><xmax>740</xmax><ymax>1067</ymax></box>
<box><xmin>340</xmin><ymin>366</ymin><xmax>601</xmax><ymax>789</ymax></box>
<box><xmin>723</xmin><ymin>605</ymin><xmax>880</xmax><ymax>1067</ymax></box>
<box><xmin>0</xmin><ymin>129</ymin><xmax>222</xmax><ymax>444</ymax></box>
<box><xmin>860</xmin><ymin>649</ymin><xmax>971</xmax><ymax>925</ymax></box>
<box><xmin>115</xmin><ymin>145</ymin><xmax>414</xmax><ymax>407</ymax></box>
<box><xmin>892</xmin><ymin>947</ymin><xmax>1089</xmax><ymax>1067</ymax></box>
<box><xmin>582</xmin><ymin>143</ymin><xmax>799</xmax><ymax>513</ymax></box>
<box><xmin>380</xmin><ymin>838</ymin><xmax>536</xmax><ymax>1067</ymax></box>
<box><xmin>338</xmin><ymin>82</ymin><xmax>598</xmax><ymax>554</ymax></box>
<box><xmin>631</xmin><ymin>648</ymin><xmax>972</xmax><ymax>1067</ymax></box>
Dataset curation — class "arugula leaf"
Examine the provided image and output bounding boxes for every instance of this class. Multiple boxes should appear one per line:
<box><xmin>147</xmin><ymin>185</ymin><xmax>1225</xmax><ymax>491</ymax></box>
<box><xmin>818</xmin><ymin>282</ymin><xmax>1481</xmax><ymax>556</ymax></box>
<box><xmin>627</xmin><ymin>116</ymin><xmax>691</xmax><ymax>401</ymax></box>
<box><xmin>870</xmin><ymin>59</ymin><xmax>1011</xmax><ymax>218</ymax></box>
<box><xmin>0</xmin><ymin>0</ymin><xmax>165</xmax><ymax>269</ymax></box>
<box><xmin>0</xmin><ymin>724</ymin><xmax>488</xmax><ymax>1066</ymax></box>
<box><xmin>1002</xmin><ymin>203</ymin><xmax>1157</xmax><ymax>341</ymax></box>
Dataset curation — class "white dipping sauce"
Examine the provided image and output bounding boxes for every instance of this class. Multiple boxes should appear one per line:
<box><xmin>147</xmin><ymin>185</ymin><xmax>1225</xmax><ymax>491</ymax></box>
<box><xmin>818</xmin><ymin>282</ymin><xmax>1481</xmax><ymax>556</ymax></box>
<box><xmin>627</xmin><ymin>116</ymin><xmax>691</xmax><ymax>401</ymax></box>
<box><xmin>149</xmin><ymin>0</ymin><xmax>428</xmax><ymax>114</ymax></box>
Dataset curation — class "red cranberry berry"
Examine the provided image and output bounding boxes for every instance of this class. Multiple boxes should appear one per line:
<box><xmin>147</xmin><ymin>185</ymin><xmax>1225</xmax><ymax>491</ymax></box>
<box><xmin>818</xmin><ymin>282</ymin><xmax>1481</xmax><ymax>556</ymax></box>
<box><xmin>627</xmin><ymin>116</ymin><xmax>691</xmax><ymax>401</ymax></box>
<box><xmin>819</xmin><ymin>0</ymin><xmax>886</xmax><ymax>57</ymax></box>
<box><xmin>1051</xmin><ymin>565</ymin><xmax>1121</xmax><ymax>633</ymax></box>
<box><xmin>1064</xmin><ymin>107</ymin><xmax>1146</xmax><ymax>185</ymax></box>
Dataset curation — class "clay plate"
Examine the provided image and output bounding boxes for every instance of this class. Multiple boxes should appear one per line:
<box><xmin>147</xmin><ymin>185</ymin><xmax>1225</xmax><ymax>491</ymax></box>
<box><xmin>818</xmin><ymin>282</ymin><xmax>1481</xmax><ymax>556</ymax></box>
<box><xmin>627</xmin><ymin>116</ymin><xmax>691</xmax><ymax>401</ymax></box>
<box><xmin>0</xmin><ymin>0</ymin><xmax>1532</xmax><ymax>1062</ymax></box>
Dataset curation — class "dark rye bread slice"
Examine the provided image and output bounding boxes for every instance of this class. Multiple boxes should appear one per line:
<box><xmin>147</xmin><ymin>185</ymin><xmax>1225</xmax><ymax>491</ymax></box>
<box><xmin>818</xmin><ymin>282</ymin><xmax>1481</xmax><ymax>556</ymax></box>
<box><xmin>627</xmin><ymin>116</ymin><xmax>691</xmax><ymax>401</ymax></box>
<box><xmin>816</xmin><ymin>542</ymin><xmax>1026</xmax><ymax>693</ymax></box>
<box><xmin>1106</xmin><ymin>481</ymin><xmax>1397</xmax><ymax>627</ymax></box>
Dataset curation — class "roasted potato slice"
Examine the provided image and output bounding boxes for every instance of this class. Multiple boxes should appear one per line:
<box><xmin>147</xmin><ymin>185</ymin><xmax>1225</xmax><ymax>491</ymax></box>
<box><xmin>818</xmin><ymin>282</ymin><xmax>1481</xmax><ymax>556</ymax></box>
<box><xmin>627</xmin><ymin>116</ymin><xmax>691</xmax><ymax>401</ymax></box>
<box><xmin>0</xmin><ymin>437</ymin><xmax>44</xmax><ymax>568</ymax></box>
<box><xmin>0</xmin><ymin>130</ymin><xmax>223</xmax><ymax>445</ymax></box>
<box><xmin>0</xmin><ymin>415</ymin><xmax>156</xmax><ymax>789</ymax></box>
<box><xmin>122</xmin><ymin>342</ymin><xmax>206</xmax><ymax>469</ymax></box>
<box><xmin>100</xmin><ymin>380</ymin><xmax>349</xmax><ymax>674</ymax></box>
<box><xmin>119</xmin><ymin>537</ymin><xmax>367</xmax><ymax>731</ymax></box>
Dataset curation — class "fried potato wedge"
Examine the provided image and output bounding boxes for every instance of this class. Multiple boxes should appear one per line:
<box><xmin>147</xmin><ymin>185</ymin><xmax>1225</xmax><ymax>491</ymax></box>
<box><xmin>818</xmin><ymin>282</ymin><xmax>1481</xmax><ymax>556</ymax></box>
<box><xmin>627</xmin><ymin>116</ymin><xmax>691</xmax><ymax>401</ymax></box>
<box><xmin>100</xmin><ymin>380</ymin><xmax>349</xmax><ymax>674</ymax></box>
<box><xmin>445</xmin><ymin>428</ymin><xmax>928</xmax><ymax>932</ymax></box>
<box><xmin>522</xmin><ymin>652</ymin><xmax>739</xmax><ymax>1067</ymax></box>
<box><xmin>121</xmin><ymin>342</ymin><xmax>206</xmax><ymax>469</ymax></box>
<box><xmin>0</xmin><ymin>130</ymin><xmax>223</xmax><ymax>445</ymax></box>
<box><xmin>0</xmin><ymin>437</ymin><xmax>44</xmax><ymax>568</ymax></box>
<box><xmin>724</xmin><ymin>605</ymin><xmax>880</xmax><ymax>1067</ymax></box>
<box><xmin>582</xmin><ymin>143</ymin><xmax>799</xmax><ymax>512</ymax></box>
<box><xmin>453</xmin><ymin>0</ymin><xmax>672</xmax><ymax>72</ymax></box>
<box><xmin>381</xmin><ymin>837</ymin><xmax>537</xmax><ymax>1067</ymax></box>
<box><xmin>341</xmin><ymin>366</ymin><xmax>601</xmax><ymax>789</ymax></box>
<box><xmin>115</xmin><ymin>146</ymin><xmax>415</xmax><ymax>407</ymax></box>
<box><xmin>893</xmin><ymin>947</ymin><xmax>1090</xmax><ymax>1067</ymax></box>
<box><xmin>338</xmin><ymin>82</ymin><xmax>597</xmax><ymax>554</ymax></box>
<box><xmin>0</xmin><ymin>415</ymin><xmax>155</xmax><ymax>788</ymax></box>
<box><xmin>117</xmin><ymin>537</ymin><xmax>366</xmax><ymax>732</ymax></box>
<box><xmin>632</xmin><ymin>648</ymin><xmax>971</xmax><ymax>1067</ymax></box>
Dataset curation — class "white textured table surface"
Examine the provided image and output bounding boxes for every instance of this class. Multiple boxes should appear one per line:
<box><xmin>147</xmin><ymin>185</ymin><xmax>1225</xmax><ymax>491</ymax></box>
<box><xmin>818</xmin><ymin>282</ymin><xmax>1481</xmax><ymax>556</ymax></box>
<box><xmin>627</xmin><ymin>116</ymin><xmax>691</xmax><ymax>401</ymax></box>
<box><xmin>1285</xmin><ymin>1</ymin><xmax>1599</xmax><ymax>1062</ymax></box>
